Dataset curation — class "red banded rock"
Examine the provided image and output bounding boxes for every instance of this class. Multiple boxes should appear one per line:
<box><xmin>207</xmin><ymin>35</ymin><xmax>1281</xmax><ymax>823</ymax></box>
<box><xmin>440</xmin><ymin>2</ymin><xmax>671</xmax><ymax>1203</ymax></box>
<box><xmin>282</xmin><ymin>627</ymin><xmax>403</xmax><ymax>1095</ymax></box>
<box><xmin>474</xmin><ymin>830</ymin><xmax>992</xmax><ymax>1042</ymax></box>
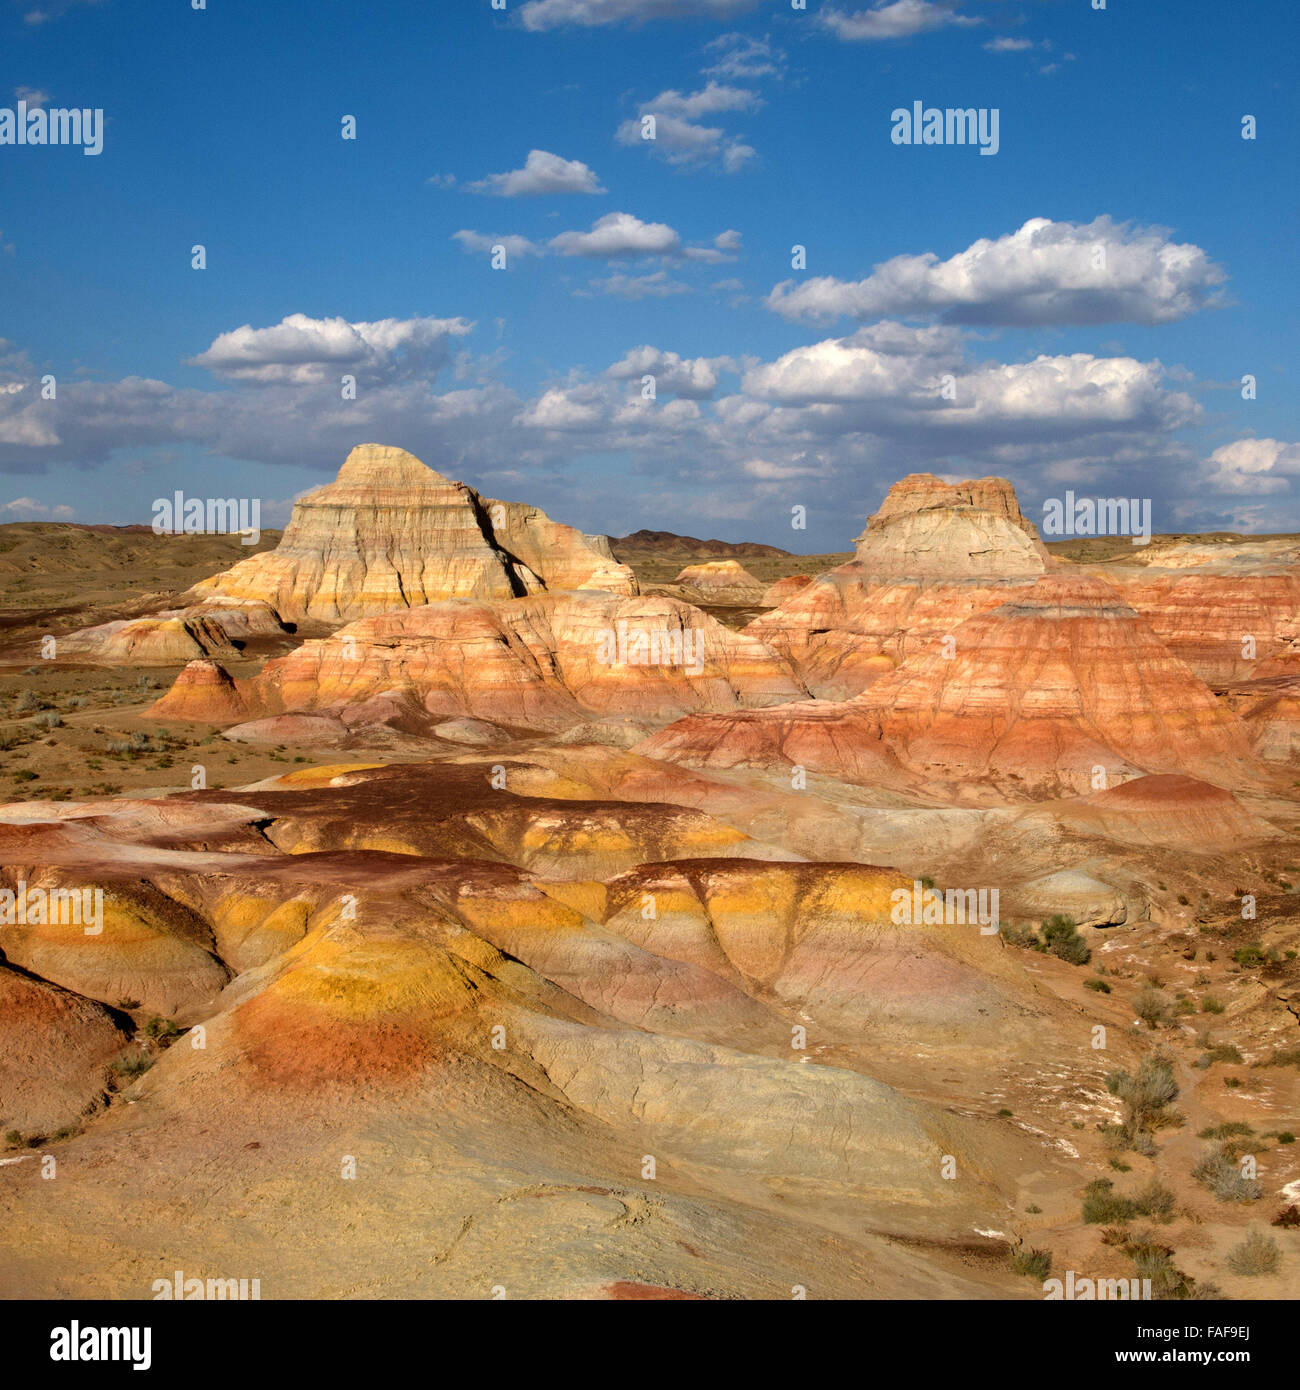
<box><xmin>744</xmin><ymin>566</ymin><xmax>1035</xmax><ymax>700</ymax></box>
<box><xmin>854</xmin><ymin>574</ymin><xmax>1256</xmax><ymax>796</ymax></box>
<box><xmin>1101</xmin><ymin>569</ymin><xmax>1300</xmax><ymax>685</ymax></box>
<box><xmin>1244</xmin><ymin>689</ymin><xmax>1300</xmax><ymax>762</ymax></box>
<box><xmin>189</xmin><ymin>444</ymin><xmax>636</xmax><ymax>625</ymax></box>
<box><xmin>745</xmin><ymin>473</ymin><xmax>1051</xmax><ymax>698</ymax></box>
<box><xmin>760</xmin><ymin>574</ymin><xmax>812</xmax><ymax>607</ymax></box>
<box><xmin>149</xmin><ymin>658</ymin><xmax>248</xmax><ymax>722</ymax></box>
<box><xmin>151</xmin><ymin>591</ymin><xmax>808</xmax><ymax>734</ymax></box>
<box><xmin>0</xmin><ymin>965</ymin><xmax>127</xmax><ymax>1134</ymax></box>
<box><xmin>1047</xmin><ymin>774</ymin><xmax>1282</xmax><ymax>851</ymax></box>
<box><xmin>636</xmin><ymin>697</ymin><xmax>898</xmax><ymax>786</ymax></box>
<box><xmin>642</xmin><ymin>574</ymin><xmax>1259</xmax><ymax>801</ymax></box>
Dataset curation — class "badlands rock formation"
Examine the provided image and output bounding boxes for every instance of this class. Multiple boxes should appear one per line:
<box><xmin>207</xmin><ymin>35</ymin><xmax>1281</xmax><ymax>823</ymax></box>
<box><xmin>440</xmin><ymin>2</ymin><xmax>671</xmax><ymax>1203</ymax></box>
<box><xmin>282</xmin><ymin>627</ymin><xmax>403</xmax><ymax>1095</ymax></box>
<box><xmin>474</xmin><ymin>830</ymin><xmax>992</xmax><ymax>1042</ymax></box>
<box><xmin>1102</xmin><ymin>569</ymin><xmax>1300</xmax><ymax>685</ymax></box>
<box><xmin>152</xmin><ymin>591</ymin><xmax>807</xmax><ymax>736</ymax></box>
<box><xmin>855</xmin><ymin>472</ymin><xmax>1051</xmax><ymax>578</ymax></box>
<box><xmin>760</xmin><ymin>574</ymin><xmax>812</xmax><ymax>607</ymax></box>
<box><xmin>0</xmin><ymin>761</ymin><xmax>1120</xmax><ymax>1298</ymax></box>
<box><xmin>670</xmin><ymin>560</ymin><xmax>766</xmax><ymax>606</ymax></box>
<box><xmin>641</xmin><ymin>573</ymin><xmax>1259</xmax><ymax>799</ymax></box>
<box><xmin>1245</xmin><ymin>690</ymin><xmax>1300</xmax><ymax>762</ymax></box>
<box><xmin>0</xmin><ymin>965</ymin><xmax>127</xmax><ymax>1133</ymax></box>
<box><xmin>746</xmin><ymin>474</ymin><xmax>1052</xmax><ymax>698</ymax></box>
<box><xmin>6</xmin><ymin>463</ymin><xmax>1299</xmax><ymax>1305</ymax></box>
<box><xmin>148</xmin><ymin>657</ymin><xmax>250</xmax><ymax>722</ymax></box>
<box><xmin>56</xmin><ymin>599</ymin><xmax>287</xmax><ymax>666</ymax></box>
<box><xmin>190</xmin><ymin>445</ymin><xmax>637</xmax><ymax>624</ymax></box>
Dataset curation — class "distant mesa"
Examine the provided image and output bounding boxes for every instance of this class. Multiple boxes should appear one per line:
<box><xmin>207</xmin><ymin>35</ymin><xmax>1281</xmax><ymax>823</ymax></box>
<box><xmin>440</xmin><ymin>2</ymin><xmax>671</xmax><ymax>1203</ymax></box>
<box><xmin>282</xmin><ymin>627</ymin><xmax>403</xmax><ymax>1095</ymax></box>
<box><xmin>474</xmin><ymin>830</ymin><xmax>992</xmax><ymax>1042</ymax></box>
<box><xmin>190</xmin><ymin>444</ymin><xmax>638</xmax><ymax>624</ymax></box>
<box><xmin>612</xmin><ymin>529</ymin><xmax>790</xmax><ymax>560</ymax></box>
<box><xmin>856</xmin><ymin>472</ymin><xmax>1051</xmax><ymax>580</ymax></box>
<box><xmin>670</xmin><ymin>559</ymin><xmax>766</xmax><ymax>606</ymax></box>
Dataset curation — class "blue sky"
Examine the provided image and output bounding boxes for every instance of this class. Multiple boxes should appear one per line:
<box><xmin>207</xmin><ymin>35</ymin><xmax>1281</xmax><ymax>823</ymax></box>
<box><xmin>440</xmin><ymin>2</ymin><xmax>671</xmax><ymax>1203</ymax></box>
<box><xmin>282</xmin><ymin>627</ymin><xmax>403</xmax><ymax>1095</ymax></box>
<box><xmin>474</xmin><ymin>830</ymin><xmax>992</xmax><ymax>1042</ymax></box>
<box><xmin>0</xmin><ymin>0</ymin><xmax>1296</xmax><ymax>550</ymax></box>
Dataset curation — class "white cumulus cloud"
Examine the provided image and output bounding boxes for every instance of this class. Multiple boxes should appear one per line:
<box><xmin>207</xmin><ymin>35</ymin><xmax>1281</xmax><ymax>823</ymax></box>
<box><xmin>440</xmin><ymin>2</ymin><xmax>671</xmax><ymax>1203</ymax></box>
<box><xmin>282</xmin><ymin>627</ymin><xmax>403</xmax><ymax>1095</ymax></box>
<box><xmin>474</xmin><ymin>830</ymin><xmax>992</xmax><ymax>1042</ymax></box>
<box><xmin>1204</xmin><ymin>438</ymin><xmax>1300</xmax><ymax>494</ymax></box>
<box><xmin>616</xmin><ymin>82</ymin><xmax>760</xmax><ymax>172</ymax></box>
<box><xmin>548</xmin><ymin>211</ymin><xmax>682</xmax><ymax>258</ymax></box>
<box><xmin>468</xmin><ymin>149</ymin><xmax>605</xmax><ymax>196</ymax></box>
<box><xmin>821</xmin><ymin>1</ymin><xmax>974</xmax><ymax>42</ymax></box>
<box><xmin>518</xmin><ymin>0</ymin><xmax>759</xmax><ymax>31</ymax></box>
<box><xmin>607</xmin><ymin>346</ymin><xmax>736</xmax><ymax>398</ymax></box>
<box><xmin>188</xmin><ymin>312</ymin><xmax>474</xmax><ymax>385</ymax></box>
<box><xmin>767</xmin><ymin>217</ymin><xmax>1227</xmax><ymax>326</ymax></box>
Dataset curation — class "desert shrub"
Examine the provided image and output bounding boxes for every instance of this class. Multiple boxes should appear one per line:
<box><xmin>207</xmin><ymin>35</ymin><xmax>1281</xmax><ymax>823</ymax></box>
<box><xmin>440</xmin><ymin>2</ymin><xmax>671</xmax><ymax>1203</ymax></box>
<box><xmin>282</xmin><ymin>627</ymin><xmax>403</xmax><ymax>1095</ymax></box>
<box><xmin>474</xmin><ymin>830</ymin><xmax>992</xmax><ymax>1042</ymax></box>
<box><xmin>1129</xmin><ymin>1241</ymin><xmax>1176</xmax><ymax>1291</ymax></box>
<box><xmin>1083</xmin><ymin>1177</ymin><xmax>1176</xmax><ymax>1225</ymax></box>
<box><xmin>14</xmin><ymin>689</ymin><xmax>44</xmax><ymax>712</ymax></box>
<box><xmin>1200</xmin><ymin>996</ymin><xmax>1225</xmax><ymax>1014</ymax></box>
<box><xmin>11</xmin><ymin>769</ymin><xmax>37</xmax><ymax>782</ymax></box>
<box><xmin>1200</xmin><ymin>1043</ymin><xmax>1244</xmax><ymax>1066</ymax></box>
<box><xmin>1133</xmin><ymin>1179</ymin><xmax>1176</xmax><ymax>1219</ymax></box>
<box><xmin>1083</xmin><ymin>1179</ymin><xmax>1131</xmax><ymax>1224</ymax></box>
<box><xmin>1233</xmin><ymin>945</ymin><xmax>1266</xmax><ymax>967</ymax></box>
<box><xmin>1276</xmin><ymin>1131</ymin><xmax>1296</xmax><ymax>1144</ymax></box>
<box><xmin>37</xmin><ymin>712</ymin><xmax>61</xmax><ymax>729</ymax></box>
<box><xmin>1000</xmin><ymin>920</ymin><xmax>1039</xmax><ymax>949</ymax></box>
<box><xmin>1041</xmin><ymin>914</ymin><xmax>1091</xmax><ymax>965</ymax></box>
<box><xmin>1085</xmin><ymin>978</ymin><xmax>1111</xmax><ymax>993</ymax></box>
<box><xmin>1272</xmin><ymin>1206</ymin><xmax>1300</xmax><ymax>1228</ymax></box>
<box><xmin>109</xmin><ymin>1053</ymin><xmax>153</xmax><ymax>1080</ymax></box>
<box><xmin>1198</xmin><ymin>1122</ymin><xmax>1253</xmax><ymax>1141</ymax></box>
<box><xmin>1105</xmin><ymin>1056</ymin><xmax>1179</xmax><ymax>1149</ymax></box>
<box><xmin>107</xmin><ymin>731</ymin><xmax>154</xmax><ymax>756</ymax></box>
<box><xmin>1125</xmin><ymin>1238</ymin><xmax>1209</xmax><ymax>1300</ymax></box>
<box><xmin>1009</xmin><ymin>1246</ymin><xmax>1052</xmax><ymax>1280</ymax></box>
<box><xmin>1225</xmin><ymin>1231</ymin><xmax>1280</xmax><ymax>1276</ymax></box>
<box><xmin>143</xmin><ymin>1016</ymin><xmax>179</xmax><ymax>1042</ymax></box>
<box><xmin>3</xmin><ymin>1129</ymin><xmax>21</xmax><ymax>1148</ymax></box>
<box><xmin>1135</xmin><ymin>984</ymin><xmax>1175</xmax><ymax>1029</ymax></box>
<box><xmin>1192</xmin><ymin>1150</ymin><xmax>1262</xmax><ymax>1203</ymax></box>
